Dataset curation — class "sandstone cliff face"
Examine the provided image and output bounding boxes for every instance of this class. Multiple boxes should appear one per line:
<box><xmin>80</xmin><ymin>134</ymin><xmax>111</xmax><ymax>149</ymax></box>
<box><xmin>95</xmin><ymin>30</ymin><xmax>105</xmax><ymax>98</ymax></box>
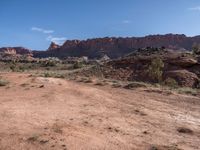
<box><xmin>32</xmin><ymin>34</ymin><xmax>200</xmax><ymax>59</ymax></box>
<box><xmin>2</xmin><ymin>34</ymin><xmax>200</xmax><ymax>59</ymax></box>
<box><xmin>0</xmin><ymin>47</ymin><xmax>32</xmax><ymax>55</ymax></box>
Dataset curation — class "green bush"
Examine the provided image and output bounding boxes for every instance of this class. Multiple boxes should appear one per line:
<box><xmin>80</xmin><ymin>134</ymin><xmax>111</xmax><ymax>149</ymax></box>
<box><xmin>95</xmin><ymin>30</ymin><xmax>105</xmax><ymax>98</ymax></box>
<box><xmin>164</xmin><ymin>77</ymin><xmax>178</xmax><ymax>88</ymax></box>
<box><xmin>147</xmin><ymin>57</ymin><xmax>164</xmax><ymax>83</ymax></box>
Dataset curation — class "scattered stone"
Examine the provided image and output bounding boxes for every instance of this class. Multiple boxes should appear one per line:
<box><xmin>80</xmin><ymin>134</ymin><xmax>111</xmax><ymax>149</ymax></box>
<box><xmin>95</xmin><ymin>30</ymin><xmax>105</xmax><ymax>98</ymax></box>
<box><xmin>143</xmin><ymin>131</ymin><xmax>148</xmax><ymax>134</ymax></box>
<box><xmin>39</xmin><ymin>139</ymin><xmax>49</xmax><ymax>144</ymax></box>
<box><xmin>124</xmin><ymin>82</ymin><xmax>147</xmax><ymax>89</ymax></box>
<box><xmin>39</xmin><ymin>85</ymin><xmax>44</xmax><ymax>88</ymax></box>
<box><xmin>27</xmin><ymin>135</ymin><xmax>39</xmax><ymax>142</ymax></box>
<box><xmin>177</xmin><ymin>127</ymin><xmax>193</xmax><ymax>134</ymax></box>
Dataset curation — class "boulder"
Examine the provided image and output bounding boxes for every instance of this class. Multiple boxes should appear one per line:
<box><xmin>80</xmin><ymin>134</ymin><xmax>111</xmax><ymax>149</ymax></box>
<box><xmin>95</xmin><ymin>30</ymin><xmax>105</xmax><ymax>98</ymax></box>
<box><xmin>165</xmin><ymin>70</ymin><xmax>199</xmax><ymax>88</ymax></box>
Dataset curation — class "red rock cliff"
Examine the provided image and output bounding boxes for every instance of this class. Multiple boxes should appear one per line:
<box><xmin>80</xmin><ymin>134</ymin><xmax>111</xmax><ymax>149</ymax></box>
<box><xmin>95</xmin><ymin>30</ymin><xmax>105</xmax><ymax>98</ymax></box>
<box><xmin>28</xmin><ymin>34</ymin><xmax>200</xmax><ymax>58</ymax></box>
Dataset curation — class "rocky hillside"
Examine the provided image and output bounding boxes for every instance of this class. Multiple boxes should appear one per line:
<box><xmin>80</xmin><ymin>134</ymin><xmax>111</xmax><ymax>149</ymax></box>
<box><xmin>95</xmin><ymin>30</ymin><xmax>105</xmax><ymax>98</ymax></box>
<box><xmin>100</xmin><ymin>48</ymin><xmax>200</xmax><ymax>88</ymax></box>
<box><xmin>33</xmin><ymin>34</ymin><xmax>200</xmax><ymax>59</ymax></box>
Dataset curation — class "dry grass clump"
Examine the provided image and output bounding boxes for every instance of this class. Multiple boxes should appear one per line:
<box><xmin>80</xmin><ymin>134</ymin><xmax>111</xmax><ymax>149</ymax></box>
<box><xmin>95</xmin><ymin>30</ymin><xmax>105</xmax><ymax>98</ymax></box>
<box><xmin>0</xmin><ymin>79</ymin><xmax>9</xmax><ymax>86</ymax></box>
<box><xmin>176</xmin><ymin>87</ymin><xmax>198</xmax><ymax>96</ymax></box>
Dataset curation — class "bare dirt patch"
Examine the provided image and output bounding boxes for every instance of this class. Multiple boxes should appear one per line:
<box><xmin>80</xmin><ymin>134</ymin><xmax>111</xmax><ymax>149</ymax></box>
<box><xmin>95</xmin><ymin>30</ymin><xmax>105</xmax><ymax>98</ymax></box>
<box><xmin>0</xmin><ymin>72</ymin><xmax>199</xmax><ymax>150</ymax></box>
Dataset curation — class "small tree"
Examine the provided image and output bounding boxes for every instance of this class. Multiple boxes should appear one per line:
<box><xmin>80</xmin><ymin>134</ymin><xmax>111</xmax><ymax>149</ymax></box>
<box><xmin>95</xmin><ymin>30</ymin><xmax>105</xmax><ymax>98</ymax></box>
<box><xmin>192</xmin><ymin>43</ymin><xmax>200</xmax><ymax>55</ymax></box>
<box><xmin>147</xmin><ymin>57</ymin><xmax>164</xmax><ymax>83</ymax></box>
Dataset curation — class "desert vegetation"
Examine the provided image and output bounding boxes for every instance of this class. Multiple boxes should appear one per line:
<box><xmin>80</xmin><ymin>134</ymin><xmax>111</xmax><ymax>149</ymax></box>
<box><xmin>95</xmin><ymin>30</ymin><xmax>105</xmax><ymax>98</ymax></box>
<box><xmin>147</xmin><ymin>57</ymin><xmax>164</xmax><ymax>83</ymax></box>
<box><xmin>192</xmin><ymin>43</ymin><xmax>200</xmax><ymax>55</ymax></box>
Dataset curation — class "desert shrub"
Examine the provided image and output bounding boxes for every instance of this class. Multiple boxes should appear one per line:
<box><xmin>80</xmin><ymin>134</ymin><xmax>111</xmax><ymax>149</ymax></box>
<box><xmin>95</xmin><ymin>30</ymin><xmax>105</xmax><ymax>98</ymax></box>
<box><xmin>73</xmin><ymin>61</ymin><xmax>83</xmax><ymax>69</ymax></box>
<box><xmin>192</xmin><ymin>43</ymin><xmax>200</xmax><ymax>55</ymax></box>
<box><xmin>0</xmin><ymin>79</ymin><xmax>9</xmax><ymax>86</ymax></box>
<box><xmin>19</xmin><ymin>66</ymin><xmax>25</xmax><ymax>72</ymax></box>
<box><xmin>147</xmin><ymin>57</ymin><xmax>164</xmax><ymax>83</ymax></box>
<box><xmin>41</xmin><ymin>61</ymin><xmax>57</xmax><ymax>67</ymax></box>
<box><xmin>73</xmin><ymin>61</ymin><xmax>84</xmax><ymax>69</ymax></box>
<box><xmin>197</xmin><ymin>83</ymin><xmax>200</xmax><ymax>89</ymax></box>
<box><xmin>10</xmin><ymin>64</ymin><xmax>17</xmax><ymax>71</ymax></box>
<box><xmin>44</xmin><ymin>72</ymin><xmax>53</xmax><ymax>77</ymax></box>
<box><xmin>47</xmin><ymin>61</ymin><xmax>57</xmax><ymax>67</ymax></box>
<box><xmin>43</xmin><ymin>72</ymin><xmax>65</xmax><ymax>79</ymax></box>
<box><xmin>164</xmin><ymin>77</ymin><xmax>178</xmax><ymax>88</ymax></box>
<box><xmin>177</xmin><ymin>87</ymin><xmax>198</xmax><ymax>96</ymax></box>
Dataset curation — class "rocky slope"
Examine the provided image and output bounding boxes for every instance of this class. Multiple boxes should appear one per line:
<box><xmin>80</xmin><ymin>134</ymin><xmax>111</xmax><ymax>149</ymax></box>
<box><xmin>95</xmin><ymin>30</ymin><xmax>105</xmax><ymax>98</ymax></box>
<box><xmin>100</xmin><ymin>48</ymin><xmax>200</xmax><ymax>88</ymax></box>
<box><xmin>33</xmin><ymin>34</ymin><xmax>200</xmax><ymax>59</ymax></box>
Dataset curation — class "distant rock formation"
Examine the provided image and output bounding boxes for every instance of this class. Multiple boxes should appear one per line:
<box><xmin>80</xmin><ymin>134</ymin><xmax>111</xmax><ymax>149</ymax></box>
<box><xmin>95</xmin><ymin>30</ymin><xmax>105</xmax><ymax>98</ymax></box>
<box><xmin>33</xmin><ymin>34</ymin><xmax>200</xmax><ymax>59</ymax></box>
<box><xmin>0</xmin><ymin>47</ymin><xmax>32</xmax><ymax>55</ymax></box>
<box><xmin>2</xmin><ymin>34</ymin><xmax>200</xmax><ymax>59</ymax></box>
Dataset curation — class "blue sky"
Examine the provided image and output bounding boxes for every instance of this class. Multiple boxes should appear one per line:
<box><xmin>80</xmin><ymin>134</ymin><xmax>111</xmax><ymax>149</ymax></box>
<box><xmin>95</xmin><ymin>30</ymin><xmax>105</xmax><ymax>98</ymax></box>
<box><xmin>1</xmin><ymin>0</ymin><xmax>200</xmax><ymax>50</ymax></box>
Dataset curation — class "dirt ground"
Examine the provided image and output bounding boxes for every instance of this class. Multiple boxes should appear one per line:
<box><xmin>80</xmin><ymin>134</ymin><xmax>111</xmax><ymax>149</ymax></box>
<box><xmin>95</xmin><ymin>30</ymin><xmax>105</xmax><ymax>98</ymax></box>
<box><xmin>0</xmin><ymin>73</ymin><xmax>199</xmax><ymax>150</ymax></box>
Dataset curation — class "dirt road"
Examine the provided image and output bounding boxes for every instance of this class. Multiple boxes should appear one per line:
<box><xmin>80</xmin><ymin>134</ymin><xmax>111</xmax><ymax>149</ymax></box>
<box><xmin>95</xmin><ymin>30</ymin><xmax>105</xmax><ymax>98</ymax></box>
<box><xmin>0</xmin><ymin>73</ymin><xmax>199</xmax><ymax>150</ymax></box>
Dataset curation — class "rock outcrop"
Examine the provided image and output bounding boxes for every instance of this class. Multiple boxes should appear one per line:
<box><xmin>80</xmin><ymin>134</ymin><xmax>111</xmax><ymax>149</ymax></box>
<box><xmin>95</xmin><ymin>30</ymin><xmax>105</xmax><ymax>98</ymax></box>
<box><xmin>47</xmin><ymin>42</ymin><xmax>60</xmax><ymax>51</ymax></box>
<box><xmin>97</xmin><ymin>48</ymin><xmax>200</xmax><ymax>88</ymax></box>
<box><xmin>165</xmin><ymin>70</ymin><xmax>199</xmax><ymax>88</ymax></box>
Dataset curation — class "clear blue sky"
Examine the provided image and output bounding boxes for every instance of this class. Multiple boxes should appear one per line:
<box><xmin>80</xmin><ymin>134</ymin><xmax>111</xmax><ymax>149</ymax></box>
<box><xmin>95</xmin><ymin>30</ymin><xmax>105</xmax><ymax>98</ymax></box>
<box><xmin>1</xmin><ymin>0</ymin><xmax>200</xmax><ymax>50</ymax></box>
